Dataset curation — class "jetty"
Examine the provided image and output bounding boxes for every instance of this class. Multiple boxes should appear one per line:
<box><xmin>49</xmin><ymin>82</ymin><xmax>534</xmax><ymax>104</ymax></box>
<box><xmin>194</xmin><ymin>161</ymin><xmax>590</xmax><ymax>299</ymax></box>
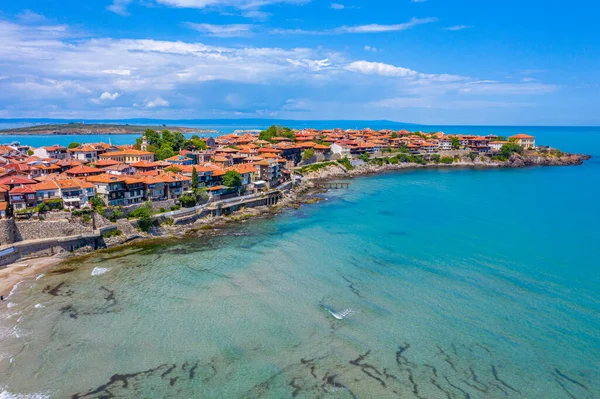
<box><xmin>316</xmin><ymin>182</ymin><xmax>350</xmax><ymax>190</ymax></box>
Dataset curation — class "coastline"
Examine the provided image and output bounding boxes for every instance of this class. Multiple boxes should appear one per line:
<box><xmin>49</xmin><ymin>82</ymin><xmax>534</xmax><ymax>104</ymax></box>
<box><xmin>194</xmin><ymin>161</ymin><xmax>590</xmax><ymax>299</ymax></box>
<box><xmin>0</xmin><ymin>151</ymin><xmax>591</xmax><ymax>298</ymax></box>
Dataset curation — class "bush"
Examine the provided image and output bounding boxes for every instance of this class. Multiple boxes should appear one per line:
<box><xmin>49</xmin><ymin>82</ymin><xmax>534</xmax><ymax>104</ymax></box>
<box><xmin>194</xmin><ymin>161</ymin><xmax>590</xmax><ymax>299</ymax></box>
<box><xmin>35</xmin><ymin>202</ymin><xmax>50</xmax><ymax>214</ymax></box>
<box><xmin>129</xmin><ymin>202</ymin><xmax>153</xmax><ymax>219</ymax></box>
<box><xmin>170</xmin><ymin>205</ymin><xmax>181</xmax><ymax>211</ymax></box>
<box><xmin>440</xmin><ymin>156</ymin><xmax>453</xmax><ymax>164</ymax></box>
<box><xmin>162</xmin><ymin>218</ymin><xmax>174</xmax><ymax>226</ymax></box>
<box><xmin>499</xmin><ymin>143</ymin><xmax>524</xmax><ymax>158</ymax></box>
<box><xmin>431</xmin><ymin>154</ymin><xmax>441</xmax><ymax>164</ymax></box>
<box><xmin>469</xmin><ymin>153</ymin><xmax>477</xmax><ymax>161</ymax></box>
<box><xmin>102</xmin><ymin>229</ymin><xmax>122</xmax><ymax>238</ymax></box>
<box><xmin>137</xmin><ymin>216</ymin><xmax>155</xmax><ymax>232</ymax></box>
<box><xmin>179</xmin><ymin>193</ymin><xmax>197</xmax><ymax>208</ymax></box>
<box><xmin>302</xmin><ymin>149</ymin><xmax>315</xmax><ymax>161</ymax></box>
<box><xmin>337</xmin><ymin>157</ymin><xmax>353</xmax><ymax>170</ymax></box>
<box><xmin>109</xmin><ymin>207</ymin><xmax>126</xmax><ymax>222</ymax></box>
<box><xmin>358</xmin><ymin>153</ymin><xmax>370</xmax><ymax>162</ymax></box>
<box><xmin>159</xmin><ymin>207</ymin><xmax>166</xmax><ymax>213</ymax></box>
<box><xmin>89</xmin><ymin>195</ymin><xmax>105</xmax><ymax>210</ymax></box>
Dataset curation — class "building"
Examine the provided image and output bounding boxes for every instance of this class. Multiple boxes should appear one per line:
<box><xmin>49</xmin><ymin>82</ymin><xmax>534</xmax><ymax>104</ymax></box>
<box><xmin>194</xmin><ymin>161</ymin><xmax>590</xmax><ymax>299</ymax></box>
<box><xmin>68</xmin><ymin>144</ymin><xmax>100</xmax><ymax>162</ymax></box>
<box><xmin>99</xmin><ymin>149</ymin><xmax>155</xmax><ymax>164</ymax></box>
<box><xmin>489</xmin><ymin>141</ymin><xmax>508</xmax><ymax>152</ymax></box>
<box><xmin>9</xmin><ymin>186</ymin><xmax>37</xmax><ymax>211</ymax></box>
<box><xmin>33</xmin><ymin>145</ymin><xmax>69</xmax><ymax>160</ymax></box>
<box><xmin>510</xmin><ymin>134</ymin><xmax>536</xmax><ymax>149</ymax></box>
<box><xmin>86</xmin><ymin>174</ymin><xmax>127</xmax><ymax>206</ymax></box>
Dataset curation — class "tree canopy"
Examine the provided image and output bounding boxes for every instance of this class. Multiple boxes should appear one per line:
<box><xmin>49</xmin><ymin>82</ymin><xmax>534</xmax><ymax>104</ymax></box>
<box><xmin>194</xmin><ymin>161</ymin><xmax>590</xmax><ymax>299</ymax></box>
<box><xmin>135</xmin><ymin>129</ymin><xmax>206</xmax><ymax>160</ymax></box>
<box><xmin>258</xmin><ymin>125</ymin><xmax>295</xmax><ymax>142</ymax></box>
<box><xmin>222</xmin><ymin>170</ymin><xmax>243</xmax><ymax>190</ymax></box>
<box><xmin>500</xmin><ymin>143</ymin><xmax>524</xmax><ymax>158</ymax></box>
<box><xmin>68</xmin><ymin>142</ymin><xmax>81</xmax><ymax>149</ymax></box>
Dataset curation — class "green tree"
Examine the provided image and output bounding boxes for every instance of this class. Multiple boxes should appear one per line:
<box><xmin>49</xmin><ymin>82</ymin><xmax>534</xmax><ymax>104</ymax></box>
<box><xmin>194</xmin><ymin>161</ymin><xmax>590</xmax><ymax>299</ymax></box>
<box><xmin>191</xmin><ymin>167</ymin><xmax>199</xmax><ymax>191</ymax></box>
<box><xmin>431</xmin><ymin>154</ymin><xmax>441</xmax><ymax>164</ymax></box>
<box><xmin>391</xmin><ymin>132</ymin><xmax>398</xmax><ymax>139</ymax></box>
<box><xmin>258</xmin><ymin>125</ymin><xmax>295</xmax><ymax>142</ymax></box>
<box><xmin>184</xmin><ymin>137</ymin><xmax>207</xmax><ymax>151</ymax></box>
<box><xmin>358</xmin><ymin>152</ymin><xmax>370</xmax><ymax>162</ymax></box>
<box><xmin>499</xmin><ymin>143</ymin><xmax>524</xmax><ymax>158</ymax></box>
<box><xmin>129</xmin><ymin>202</ymin><xmax>155</xmax><ymax>232</ymax></box>
<box><xmin>89</xmin><ymin>194</ymin><xmax>105</xmax><ymax>210</ymax></box>
<box><xmin>451</xmin><ymin>137</ymin><xmax>461</xmax><ymax>149</ymax></box>
<box><xmin>440</xmin><ymin>156</ymin><xmax>454</xmax><ymax>164</ymax></box>
<box><xmin>302</xmin><ymin>148</ymin><xmax>315</xmax><ymax>161</ymax></box>
<box><xmin>179</xmin><ymin>193</ymin><xmax>197</xmax><ymax>208</ymax></box>
<box><xmin>156</xmin><ymin>143</ymin><xmax>176</xmax><ymax>160</ymax></box>
<box><xmin>145</xmin><ymin>129</ymin><xmax>161</xmax><ymax>146</ymax></box>
<box><xmin>222</xmin><ymin>170</ymin><xmax>243</xmax><ymax>194</ymax></box>
<box><xmin>68</xmin><ymin>142</ymin><xmax>80</xmax><ymax>149</ymax></box>
<box><xmin>26</xmin><ymin>149</ymin><xmax>34</xmax><ymax>156</ymax></box>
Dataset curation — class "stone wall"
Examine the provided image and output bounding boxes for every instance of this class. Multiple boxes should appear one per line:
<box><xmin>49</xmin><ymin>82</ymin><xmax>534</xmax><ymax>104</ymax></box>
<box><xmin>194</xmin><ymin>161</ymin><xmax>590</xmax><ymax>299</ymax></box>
<box><xmin>0</xmin><ymin>219</ymin><xmax>16</xmax><ymax>246</ymax></box>
<box><xmin>103</xmin><ymin>199</ymin><xmax>178</xmax><ymax>219</ymax></box>
<box><xmin>0</xmin><ymin>219</ymin><xmax>94</xmax><ymax>245</ymax></box>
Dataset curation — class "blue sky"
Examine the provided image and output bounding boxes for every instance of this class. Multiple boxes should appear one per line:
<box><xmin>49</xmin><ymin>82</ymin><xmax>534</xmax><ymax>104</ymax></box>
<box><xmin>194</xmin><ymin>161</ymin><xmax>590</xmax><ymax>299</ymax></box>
<box><xmin>0</xmin><ymin>0</ymin><xmax>598</xmax><ymax>125</ymax></box>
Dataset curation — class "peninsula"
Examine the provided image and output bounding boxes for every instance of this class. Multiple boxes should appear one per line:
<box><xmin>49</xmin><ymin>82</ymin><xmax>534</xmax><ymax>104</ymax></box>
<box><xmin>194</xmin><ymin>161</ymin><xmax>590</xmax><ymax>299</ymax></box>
<box><xmin>0</xmin><ymin>125</ymin><xmax>591</xmax><ymax>291</ymax></box>
<box><xmin>0</xmin><ymin>123</ymin><xmax>216</xmax><ymax>136</ymax></box>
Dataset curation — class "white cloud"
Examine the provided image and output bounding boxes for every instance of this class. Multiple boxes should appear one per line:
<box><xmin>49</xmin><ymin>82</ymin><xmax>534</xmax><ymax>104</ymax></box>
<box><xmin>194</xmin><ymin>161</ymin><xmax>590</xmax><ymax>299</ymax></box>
<box><xmin>100</xmin><ymin>91</ymin><xmax>121</xmax><ymax>101</ymax></box>
<box><xmin>102</xmin><ymin>69</ymin><xmax>132</xmax><ymax>76</ymax></box>
<box><xmin>346</xmin><ymin>61</ymin><xmax>418</xmax><ymax>77</ymax></box>
<box><xmin>155</xmin><ymin>0</ymin><xmax>309</xmax><ymax>10</ymax></box>
<box><xmin>330</xmin><ymin>3</ymin><xmax>345</xmax><ymax>9</ymax></box>
<box><xmin>145</xmin><ymin>97</ymin><xmax>170</xmax><ymax>108</ymax></box>
<box><xmin>446</xmin><ymin>25</ymin><xmax>472</xmax><ymax>31</ymax></box>
<box><xmin>16</xmin><ymin>10</ymin><xmax>47</xmax><ymax>24</ymax></box>
<box><xmin>0</xmin><ymin>17</ymin><xmax>560</xmax><ymax>120</ymax></box>
<box><xmin>107</xmin><ymin>0</ymin><xmax>134</xmax><ymax>16</ymax></box>
<box><xmin>364</xmin><ymin>45</ymin><xmax>378</xmax><ymax>52</ymax></box>
<box><xmin>271</xmin><ymin>17</ymin><xmax>438</xmax><ymax>35</ymax></box>
<box><xmin>185</xmin><ymin>23</ymin><xmax>254</xmax><ymax>37</ymax></box>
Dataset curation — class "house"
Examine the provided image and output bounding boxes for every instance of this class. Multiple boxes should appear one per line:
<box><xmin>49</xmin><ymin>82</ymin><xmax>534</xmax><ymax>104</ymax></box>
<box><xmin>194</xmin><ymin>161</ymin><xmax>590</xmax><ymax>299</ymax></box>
<box><xmin>164</xmin><ymin>154</ymin><xmax>194</xmax><ymax>166</ymax></box>
<box><xmin>99</xmin><ymin>149</ymin><xmax>155</xmax><ymax>164</ymax></box>
<box><xmin>438</xmin><ymin>138</ymin><xmax>452</xmax><ymax>151</ymax></box>
<box><xmin>9</xmin><ymin>186</ymin><xmax>37</xmax><ymax>211</ymax></box>
<box><xmin>122</xmin><ymin>177</ymin><xmax>146</xmax><ymax>205</ymax></box>
<box><xmin>489</xmin><ymin>141</ymin><xmax>508</xmax><ymax>152</ymax></box>
<box><xmin>56</xmin><ymin>178</ymin><xmax>95</xmax><ymax>209</ymax></box>
<box><xmin>68</xmin><ymin>144</ymin><xmax>100</xmax><ymax>162</ymax></box>
<box><xmin>330</xmin><ymin>142</ymin><xmax>351</xmax><ymax>158</ymax></box>
<box><xmin>255</xmin><ymin>159</ymin><xmax>281</xmax><ymax>187</ymax></box>
<box><xmin>87</xmin><ymin>174</ymin><xmax>127</xmax><ymax>206</ymax></box>
<box><xmin>131</xmin><ymin>160</ymin><xmax>162</xmax><ymax>173</ymax></box>
<box><xmin>103</xmin><ymin>163</ymin><xmax>136</xmax><ymax>176</ymax></box>
<box><xmin>510</xmin><ymin>134</ymin><xmax>536</xmax><ymax>149</ymax></box>
<box><xmin>30</xmin><ymin>180</ymin><xmax>61</xmax><ymax>203</ymax></box>
<box><xmin>33</xmin><ymin>145</ymin><xmax>69</xmax><ymax>160</ymax></box>
<box><xmin>65</xmin><ymin>165</ymin><xmax>105</xmax><ymax>178</ymax></box>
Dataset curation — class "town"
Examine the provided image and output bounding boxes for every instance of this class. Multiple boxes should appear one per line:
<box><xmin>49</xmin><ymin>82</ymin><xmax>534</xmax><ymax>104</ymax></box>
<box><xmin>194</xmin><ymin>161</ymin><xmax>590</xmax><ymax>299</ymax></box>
<box><xmin>0</xmin><ymin>126</ymin><xmax>540</xmax><ymax>220</ymax></box>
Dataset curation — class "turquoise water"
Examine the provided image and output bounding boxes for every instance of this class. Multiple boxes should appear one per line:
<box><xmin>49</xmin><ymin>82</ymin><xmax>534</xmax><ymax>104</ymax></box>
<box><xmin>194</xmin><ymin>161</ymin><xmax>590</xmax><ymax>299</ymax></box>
<box><xmin>0</xmin><ymin>127</ymin><xmax>599</xmax><ymax>398</ymax></box>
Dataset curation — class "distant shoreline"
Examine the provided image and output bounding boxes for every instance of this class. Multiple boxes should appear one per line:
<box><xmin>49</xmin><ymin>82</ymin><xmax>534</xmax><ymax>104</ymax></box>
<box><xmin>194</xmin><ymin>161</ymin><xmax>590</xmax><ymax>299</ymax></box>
<box><xmin>0</xmin><ymin>124</ymin><xmax>217</xmax><ymax>136</ymax></box>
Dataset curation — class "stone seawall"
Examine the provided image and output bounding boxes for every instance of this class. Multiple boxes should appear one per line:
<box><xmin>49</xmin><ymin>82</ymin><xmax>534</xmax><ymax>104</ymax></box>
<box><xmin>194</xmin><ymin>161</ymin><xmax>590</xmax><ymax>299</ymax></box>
<box><xmin>0</xmin><ymin>219</ymin><xmax>94</xmax><ymax>245</ymax></box>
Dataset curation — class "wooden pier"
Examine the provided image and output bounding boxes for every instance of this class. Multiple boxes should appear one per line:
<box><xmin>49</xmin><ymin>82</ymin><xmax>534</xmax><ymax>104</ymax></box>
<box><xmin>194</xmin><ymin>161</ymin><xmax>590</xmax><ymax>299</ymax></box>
<box><xmin>316</xmin><ymin>182</ymin><xmax>350</xmax><ymax>190</ymax></box>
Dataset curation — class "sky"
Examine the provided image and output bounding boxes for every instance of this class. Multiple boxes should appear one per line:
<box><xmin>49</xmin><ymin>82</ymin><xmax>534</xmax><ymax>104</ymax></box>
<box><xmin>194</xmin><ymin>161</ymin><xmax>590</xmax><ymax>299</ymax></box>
<box><xmin>0</xmin><ymin>0</ymin><xmax>599</xmax><ymax>125</ymax></box>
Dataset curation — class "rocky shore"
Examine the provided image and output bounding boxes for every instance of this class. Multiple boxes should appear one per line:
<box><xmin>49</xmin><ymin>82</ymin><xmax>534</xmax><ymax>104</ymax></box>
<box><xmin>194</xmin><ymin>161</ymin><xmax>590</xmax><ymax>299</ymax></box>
<box><xmin>302</xmin><ymin>152</ymin><xmax>592</xmax><ymax>180</ymax></box>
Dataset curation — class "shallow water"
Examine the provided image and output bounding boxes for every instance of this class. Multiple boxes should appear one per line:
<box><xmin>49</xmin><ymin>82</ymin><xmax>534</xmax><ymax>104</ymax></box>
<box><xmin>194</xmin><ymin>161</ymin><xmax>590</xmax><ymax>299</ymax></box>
<box><xmin>1</xmin><ymin>127</ymin><xmax>599</xmax><ymax>398</ymax></box>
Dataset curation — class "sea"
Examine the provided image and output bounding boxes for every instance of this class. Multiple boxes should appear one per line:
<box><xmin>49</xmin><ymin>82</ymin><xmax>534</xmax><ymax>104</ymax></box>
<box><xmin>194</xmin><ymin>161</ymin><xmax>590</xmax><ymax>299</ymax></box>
<box><xmin>0</xmin><ymin>124</ymin><xmax>599</xmax><ymax>398</ymax></box>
